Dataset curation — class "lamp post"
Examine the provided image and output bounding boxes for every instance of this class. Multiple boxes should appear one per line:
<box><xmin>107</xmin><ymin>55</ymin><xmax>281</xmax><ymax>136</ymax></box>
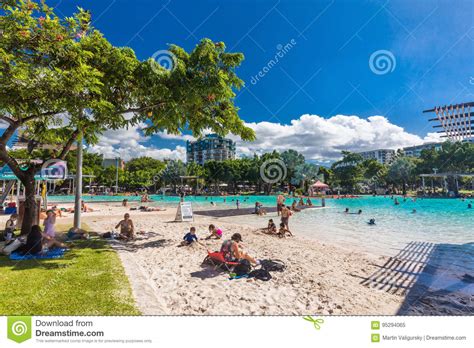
<box><xmin>115</xmin><ymin>157</ymin><xmax>119</xmax><ymax>194</ymax></box>
<box><xmin>73</xmin><ymin>131</ymin><xmax>83</xmax><ymax>229</ymax></box>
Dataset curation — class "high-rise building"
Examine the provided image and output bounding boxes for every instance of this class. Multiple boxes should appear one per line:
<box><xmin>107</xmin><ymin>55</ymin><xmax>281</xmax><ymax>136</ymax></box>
<box><xmin>186</xmin><ymin>134</ymin><xmax>236</xmax><ymax>165</ymax></box>
<box><xmin>358</xmin><ymin>149</ymin><xmax>396</xmax><ymax>165</ymax></box>
<box><xmin>402</xmin><ymin>142</ymin><xmax>443</xmax><ymax>158</ymax></box>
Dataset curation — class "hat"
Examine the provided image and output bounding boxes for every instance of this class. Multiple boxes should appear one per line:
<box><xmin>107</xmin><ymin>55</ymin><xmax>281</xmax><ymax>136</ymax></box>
<box><xmin>231</xmin><ymin>233</ymin><xmax>242</xmax><ymax>242</ymax></box>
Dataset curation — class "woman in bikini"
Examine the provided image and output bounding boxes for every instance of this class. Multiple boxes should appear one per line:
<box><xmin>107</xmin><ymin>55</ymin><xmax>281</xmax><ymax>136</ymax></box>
<box><xmin>115</xmin><ymin>213</ymin><xmax>135</xmax><ymax>240</ymax></box>
<box><xmin>220</xmin><ymin>233</ymin><xmax>258</xmax><ymax>265</ymax></box>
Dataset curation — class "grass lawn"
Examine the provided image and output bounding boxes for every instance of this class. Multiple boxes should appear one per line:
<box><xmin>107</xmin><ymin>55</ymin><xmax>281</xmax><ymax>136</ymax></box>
<box><xmin>0</xmin><ymin>224</ymin><xmax>140</xmax><ymax>315</ymax></box>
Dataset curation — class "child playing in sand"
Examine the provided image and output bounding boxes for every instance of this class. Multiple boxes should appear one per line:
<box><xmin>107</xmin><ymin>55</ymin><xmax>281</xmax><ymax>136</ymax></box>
<box><xmin>278</xmin><ymin>223</ymin><xmax>293</xmax><ymax>238</ymax></box>
<box><xmin>180</xmin><ymin>227</ymin><xmax>198</xmax><ymax>246</ymax></box>
<box><xmin>205</xmin><ymin>224</ymin><xmax>222</xmax><ymax>240</ymax></box>
<box><xmin>115</xmin><ymin>213</ymin><xmax>135</xmax><ymax>240</ymax></box>
<box><xmin>267</xmin><ymin>219</ymin><xmax>277</xmax><ymax>234</ymax></box>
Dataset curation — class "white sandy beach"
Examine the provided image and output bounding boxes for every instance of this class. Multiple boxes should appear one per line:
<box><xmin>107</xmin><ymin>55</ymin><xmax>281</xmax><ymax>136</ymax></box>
<box><xmin>4</xmin><ymin>201</ymin><xmax>472</xmax><ymax>315</ymax></box>
<box><xmin>36</xmin><ymin>202</ymin><xmax>403</xmax><ymax>315</ymax></box>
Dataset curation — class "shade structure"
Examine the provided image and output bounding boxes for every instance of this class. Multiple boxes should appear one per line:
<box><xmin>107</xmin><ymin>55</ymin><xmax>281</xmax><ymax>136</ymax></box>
<box><xmin>312</xmin><ymin>180</ymin><xmax>329</xmax><ymax>189</ymax></box>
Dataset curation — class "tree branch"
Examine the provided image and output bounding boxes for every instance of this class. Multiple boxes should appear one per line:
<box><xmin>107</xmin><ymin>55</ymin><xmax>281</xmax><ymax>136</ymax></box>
<box><xmin>0</xmin><ymin>115</ymin><xmax>15</xmax><ymax>126</ymax></box>
<box><xmin>118</xmin><ymin>101</ymin><xmax>166</xmax><ymax>115</ymax></box>
<box><xmin>18</xmin><ymin>110</ymin><xmax>63</xmax><ymax>124</ymax></box>
<box><xmin>0</xmin><ymin>123</ymin><xmax>19</xmax><ymax>146</ymax></box>
<box><xmin>58</xmin><ymin>129</ymin><xmax>81</xmax><ymax>160</ymax></box>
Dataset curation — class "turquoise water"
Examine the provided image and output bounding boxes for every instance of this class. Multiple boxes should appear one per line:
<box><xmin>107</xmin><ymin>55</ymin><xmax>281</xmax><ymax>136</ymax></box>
<box><xmin>49</xmin><ymin>194</ymin><xmax>473</xmax><ymax>256</ymax></box>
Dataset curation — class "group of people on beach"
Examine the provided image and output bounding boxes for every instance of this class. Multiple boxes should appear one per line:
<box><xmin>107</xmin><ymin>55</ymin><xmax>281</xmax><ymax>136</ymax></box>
<box><xmin>1</xmin><ymin>210</ymin><xmax>69</xmax><ymax>256</ymax></box>
<box><xmin>179</xmin><ymin>225</ymin><xmax>259</xmax><ymax>265</ymax></box>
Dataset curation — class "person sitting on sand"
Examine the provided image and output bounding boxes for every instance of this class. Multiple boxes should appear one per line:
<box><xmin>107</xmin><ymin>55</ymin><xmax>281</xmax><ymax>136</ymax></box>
<box><xmin>306</xmin><ymin>198</ymin><xmax>313</xmax><ymax>206</ymax></box>
<box><xmin>3</xmin><ymin>213</ymin><xmax>18</xmax><ymax>241</ymax></box>
<box><xmin>51</xmin><ymin>206</ymin><xmax>63</xmax><ymax>217</ymax></box>
<box><xmin>205</xmin><ymin>224</ymin><xmax>223</xmax><ymax>240</ymax></box>
<box><xmin>368</xmin><ymin>218</ymin><xmax>376</xmax><ymax>225</ymax></box>
<box><xmin>180</xmin><ymin>227</ymin><xmax>198</xmax><ymax>246</ymax></box>
<box><xmin>141</xmin><ymin>193</ymin><xmax>152</xmax><ymax>203</ymax></box>
<box><xmin>254</xmin><ymin>202</ymin><xmax>266</xmax><ymax>216</ymax></box>
<box><xmin>344</xmin><ymin>207</ymin><xmax>349</xmax><ymax>213</ymax></box>
<box><xmin>267</xmin><ymin>219</ymin><xmax>277</xmax><ymax>234</ymax></box>
<box><xmin>278</xmin><ymin>222</ymin><xmax>293</xmax><ymax>238</ymax></box>
<box><xmin>19</xmin><ymin>225</ymin><xmax>66</xmax><ymax>255</ymax></box>
<box><xmin>81</xmin><ymin>200</ymin><xmax>93</xmax><ymax>212</ymax></box>
<box><xmin>298</xmin><ymin>197</ymin><xmax>305</xmax><ymax>206</ymax></box>
<box><xmin>291</xmin><ymin>201</ymin><xmax>301</xmax><ymax>212</ymax></box>
<box><xmin>220</xmin><ymin>233</ymin><xmax>258</xmax><ymax>265</ymax></box>
<box><xmin>115</xmin><ymin>213</ymin><xmax>135</xmax><ymax>240</ymax></box>
<box><xmin>122</xmin><ymin>199</ymin><xmax>128</xmax><ymax>207</ymax></box>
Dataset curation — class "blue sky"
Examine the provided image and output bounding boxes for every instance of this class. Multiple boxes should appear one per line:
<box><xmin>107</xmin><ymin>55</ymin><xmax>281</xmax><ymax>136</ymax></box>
<box><xmin>51</xmin><ymin>0</ymin><xmax>474</xmax><ymax>161</ymax></box>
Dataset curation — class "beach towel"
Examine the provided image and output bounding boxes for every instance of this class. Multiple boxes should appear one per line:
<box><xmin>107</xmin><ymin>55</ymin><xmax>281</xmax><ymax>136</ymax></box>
<box><xmin>9</xmin><ymin>248</ymin><xmax>67</xmax><ymax>261</ymax></box>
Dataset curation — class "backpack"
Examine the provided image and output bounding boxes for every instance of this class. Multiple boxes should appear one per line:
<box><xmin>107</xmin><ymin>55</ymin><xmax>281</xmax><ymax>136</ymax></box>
<box><xmin>261</xmin><ymin>259</ymin><xmax>286</xmax><ymax>272</ymax></box>
<box><xmin>233</xmin><ymin>259</ymin><xmax>251</xmax><ymax>276</ymax></box>
<box><xmin>248</xmin><ymin>269</ymin><xmax>272</xmax><ymax>281</ymax></box>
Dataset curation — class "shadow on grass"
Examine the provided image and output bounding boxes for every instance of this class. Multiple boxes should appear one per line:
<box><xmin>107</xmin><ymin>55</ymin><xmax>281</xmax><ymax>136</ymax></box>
<box><xmin>0</xmin><ymin>238</ymin><xmax>112</xmax><ymax>271</ymax></box>
<box><xmin>358</xmin><ymin>241</ymin><xmax>474</xmax><ymax>315</ymax></box>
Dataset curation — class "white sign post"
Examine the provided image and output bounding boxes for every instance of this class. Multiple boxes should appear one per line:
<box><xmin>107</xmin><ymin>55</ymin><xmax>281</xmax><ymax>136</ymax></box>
<box><xmin>175</xmin><ymin>201</ymin><xmax>194</xmax><ymax>222</ymax></box>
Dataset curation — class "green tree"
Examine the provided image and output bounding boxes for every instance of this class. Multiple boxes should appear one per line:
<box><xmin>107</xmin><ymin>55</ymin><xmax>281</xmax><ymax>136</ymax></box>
<box><xmin>362</xmin><ymin>159</ymin><xmax>387</xmax><ymax>192</ymax></box>
<box><xmin>0</xmin><ymin>1</ymin><xmax>254</xmax><ymax>233</ymax></box>
<box><xmin>331</xmin><ymin>151</ymin><xmax>364</xmax><ymax>193</ymax></box>
<box><xmin>292</xmin><ymin>162</ymin><xmax>320</xmax><ymax>190</ymax></box>
<box><xmin>281</xmin><ymin>149</ymin><xmax>305</xmax><ymax>184</ymax></box>
<box><xmin>161</xmin><ymin>160</ymin><xmax>186</xmax><ymax>192</ymax></box>
<box><xmin>387</xmin><ymin>157</ymin><xmax>417</xmax><ymax>194</ymax></box>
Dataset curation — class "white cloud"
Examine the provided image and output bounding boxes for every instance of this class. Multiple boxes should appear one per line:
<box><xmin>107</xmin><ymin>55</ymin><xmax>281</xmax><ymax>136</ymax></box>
<box><xmin>156</xmin><ymin>130</ymin><xmax>196</xmax><ymax>142</ymax></box>
<box><xmin>88</xmin><ymin>124</ymin><xmax>186</xmax><ymax>162</ymax></box>
<box><xmin>87</xmin><ymin>113</ymin><xmax>444</xmax><ymax>163</ymax></box>
<box><xmin>230</xmin><ymin>114</ymin><xmax>441</xmax><ymax>161</ymax></box>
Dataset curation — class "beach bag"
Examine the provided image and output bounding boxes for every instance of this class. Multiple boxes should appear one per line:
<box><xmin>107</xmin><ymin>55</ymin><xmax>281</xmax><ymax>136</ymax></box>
<box><xmin>248</xmin><ymin>269</ymin><xmax>272</xmax><ymax>281</ymax></box>
<box><xmin>261</xmin><ymin>259</ymin><xmax>286</xmax><ymax>272</ymax></box>
<box><xmin>234</xmin><ymin>259</ymin><xmax>251</xmax><ymax>276</ymax></box>
<box><xmin>2</xmin><ymin>239</ymin><xmax>23</xmax><ymax>255</ymax></box>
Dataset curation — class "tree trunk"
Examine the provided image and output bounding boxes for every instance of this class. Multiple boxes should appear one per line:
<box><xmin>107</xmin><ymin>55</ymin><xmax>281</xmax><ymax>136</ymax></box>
<box><xmin>20</xmin><ymin>175</ymin><xmax>37</xmax><ymax>235</ymax></box>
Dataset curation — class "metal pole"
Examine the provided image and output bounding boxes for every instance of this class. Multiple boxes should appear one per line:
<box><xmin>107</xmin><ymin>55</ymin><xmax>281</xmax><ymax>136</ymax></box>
<box><xmin>73</xmin><ymin>131</ymin><xmax>83</xmax><ymax>229</ymax></box>
<box><xmin>115</xmin><ymin>157</ymin><xmax>119</xmax><ymax>194</ymax></box>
